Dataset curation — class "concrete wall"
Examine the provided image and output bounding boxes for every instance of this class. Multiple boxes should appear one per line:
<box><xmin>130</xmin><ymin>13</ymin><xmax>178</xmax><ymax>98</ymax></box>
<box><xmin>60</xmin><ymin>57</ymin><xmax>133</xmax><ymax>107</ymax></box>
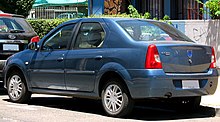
<box><xmin>171</xmin><ymin>20</ymin><xmax>220</xmax><ymax>67</ymax></box>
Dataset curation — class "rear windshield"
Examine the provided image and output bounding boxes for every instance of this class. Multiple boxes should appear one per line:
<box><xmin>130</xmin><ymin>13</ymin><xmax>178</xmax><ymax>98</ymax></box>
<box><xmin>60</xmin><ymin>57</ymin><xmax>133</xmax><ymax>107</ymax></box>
<box><xmin>117</xmin><ymin>20</ymin><xmax>193</xmax><ymax>42</ymax></box>
<box><xmin>0</xmin><ymin>17</ymin><xmax>33</xmax><ymax>33</ymax></box>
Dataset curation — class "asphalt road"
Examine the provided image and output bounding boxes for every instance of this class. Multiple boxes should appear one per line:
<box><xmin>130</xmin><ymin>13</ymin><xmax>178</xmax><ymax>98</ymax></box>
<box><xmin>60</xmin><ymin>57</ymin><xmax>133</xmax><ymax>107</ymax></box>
<box><xmin>0</xmin><ymin>90</ymin><xmax>220</xmax><ymax>122</ymax></box>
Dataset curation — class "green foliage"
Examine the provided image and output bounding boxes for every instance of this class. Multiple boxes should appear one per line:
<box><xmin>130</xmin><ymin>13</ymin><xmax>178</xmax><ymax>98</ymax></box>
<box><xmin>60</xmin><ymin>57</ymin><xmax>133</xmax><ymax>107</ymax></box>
<box><xmin>153</xmin><ymin>17</ymin><xmax>159</xmax><ymax>20</ymax></box>
<box><xmin>143</xmin><ymin>12</ymin><xmax>151</xmax><ymax>19</ymax></box>
<box><xmin>89</xmin><ymin>13</ymin><xmax>130</xmax><ymax>18</ymax></box>
<box><xmin>128</xmin><ymin>5</ymin><xmax>141</xmax><ymax>18</ymax></box>
<box><xmin>163</xmin><ymin>15</ymin><xmax>170</xmax><ymax>20</ymax></box>
<box><xmin>28</xmin><ymin>19</ymin><xmax>68</xmax><ymax>38</ymax></box>
<box><xmin>127</xmin><ymin>5</ymin><xmax>170</xmax><ymax>22</ymax></box>
<box><xmin>216</xmin><ymin>11</ymin><xmax>220</xmax><ymax>15</ymax></box>
<box><xmin>161</xmin><ymin>15</ymin><xmax>172</xmax><ymax>24</ymax></box>
<box><xmin>205</xmin><ymin>0</ymin><xmax>220</xmax><ymax>18</ymax></box>
<box><xmin>196</xmin><ymin>0</ymin><xmax>220</xmax><ymax>19</ymax></box>
<box><xmin>0</xmin><ymin>0</ymin><xmax>35</xmax><ymax>18</ymax></box>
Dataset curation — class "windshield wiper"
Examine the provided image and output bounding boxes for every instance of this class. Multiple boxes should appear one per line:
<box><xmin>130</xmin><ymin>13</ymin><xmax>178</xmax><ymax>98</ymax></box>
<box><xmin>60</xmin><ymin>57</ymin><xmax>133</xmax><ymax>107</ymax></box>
<box><xmin>9</xmin><ymin>29</ymin><xmax>25</xmax><ymax>33</ymax></box>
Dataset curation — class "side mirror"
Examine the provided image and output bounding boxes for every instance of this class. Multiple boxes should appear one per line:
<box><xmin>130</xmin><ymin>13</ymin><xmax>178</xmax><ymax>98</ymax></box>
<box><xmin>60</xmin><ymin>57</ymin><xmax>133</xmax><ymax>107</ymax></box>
<box><xmin>28</xmin><ymin>36</ymin><xmax>40</xmax><ymax>50</ymax></box>
<box><xmin>31</xmin><ymin>36</ymin><xmax>40</xmax><ymax>43</ymax></box>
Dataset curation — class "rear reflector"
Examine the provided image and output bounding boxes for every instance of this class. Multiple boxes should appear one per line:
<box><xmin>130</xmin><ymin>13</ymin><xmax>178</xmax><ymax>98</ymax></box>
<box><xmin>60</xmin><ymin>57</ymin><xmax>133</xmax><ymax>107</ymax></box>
<box><xmin>210</xmin><ymin>47</ymin><xmax>216</xmax><ymax>68</ymax></box>
<box><xmin>145</xmin><ymin>44</ymin><xmax>162</xmax><ymax>69</ymax></box>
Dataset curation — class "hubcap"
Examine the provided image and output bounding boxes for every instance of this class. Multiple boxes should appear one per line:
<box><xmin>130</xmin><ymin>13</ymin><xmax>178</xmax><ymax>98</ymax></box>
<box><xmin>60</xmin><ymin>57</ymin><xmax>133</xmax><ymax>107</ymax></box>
<box><xmin>8</xmin><ymin>75</ymin><xmax>23</xmax><ymax>99</ymax></box>
<box><xmin>104</xmin><ymin>84</ymin><xmax>123</xmax><ymax>113</ymax></box>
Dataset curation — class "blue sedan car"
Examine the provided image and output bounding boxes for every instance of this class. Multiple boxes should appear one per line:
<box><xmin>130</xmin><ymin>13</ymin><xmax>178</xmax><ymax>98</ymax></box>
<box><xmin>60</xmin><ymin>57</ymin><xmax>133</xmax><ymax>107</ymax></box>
<box><xmin>3</xmin><ymin>18</ymin><xmax>218</xmax><ymax>117</ymax></box>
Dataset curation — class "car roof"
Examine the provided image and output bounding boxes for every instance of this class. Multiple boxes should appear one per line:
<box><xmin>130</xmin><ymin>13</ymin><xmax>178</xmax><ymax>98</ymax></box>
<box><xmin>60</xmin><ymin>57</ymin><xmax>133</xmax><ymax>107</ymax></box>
<box><xmin>64</xmin><ymin>17</ymin><xmax>158</xmax><ymax>25</ymax></box>
<box><xmin>0</xmin><ymin>13</ymin><xmax>24</xmax><ymax>18</ymax></box>
<box><xmin>104</xmin><ymin>17</ymin><xmax>155</xmax><ymax>22</ymax></box>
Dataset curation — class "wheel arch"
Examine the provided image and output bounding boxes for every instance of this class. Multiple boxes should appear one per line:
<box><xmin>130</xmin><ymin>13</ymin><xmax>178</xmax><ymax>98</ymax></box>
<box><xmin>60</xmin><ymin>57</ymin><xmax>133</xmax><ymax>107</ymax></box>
<box><xmin>5</xmin><ymin>64</ymin><xmax>30</xmax><ymax>91</ymax></box>
<box><xmin>97</xmin><ymin>63</ymin><xmax>133</xmax><ymax>97</ymax></box>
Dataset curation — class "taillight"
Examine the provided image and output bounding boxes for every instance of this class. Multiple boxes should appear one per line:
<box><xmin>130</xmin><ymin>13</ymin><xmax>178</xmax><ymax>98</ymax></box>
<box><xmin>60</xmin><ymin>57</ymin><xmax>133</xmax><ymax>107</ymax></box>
<box><xmin>0</xmin><ymin>13</ymin><xmax>12</xmax><ymax>17</ymax></box>
<box><xmin>210</xmin><ymin>47</ymin><xmax>216</xmax><ymax>68</ymax></box>
<box><xmin>145</xmin><ymin>44</ymin><xmax>162</xmax><ymax>69</ymax></box>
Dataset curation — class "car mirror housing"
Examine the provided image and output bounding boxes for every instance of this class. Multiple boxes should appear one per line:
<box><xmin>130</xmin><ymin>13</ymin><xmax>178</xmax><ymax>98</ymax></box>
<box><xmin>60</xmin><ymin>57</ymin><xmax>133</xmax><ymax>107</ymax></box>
<box><xmin>28</xmin><ymin>36</ymin><xmax>40</xmax><ymax>50</ymax></box>
<box><xmin>31</xmin><ymin>36</ymin><xmax>40</xmax><ymax>43</ymax></box>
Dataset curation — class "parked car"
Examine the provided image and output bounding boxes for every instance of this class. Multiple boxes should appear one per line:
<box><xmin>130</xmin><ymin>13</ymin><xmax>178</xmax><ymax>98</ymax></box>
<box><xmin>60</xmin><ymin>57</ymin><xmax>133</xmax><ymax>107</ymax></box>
<box><xmin>57</xmin><ymin>13</ymin><xmax>85</xmax><ymax>19</ymax></box>
<box><xmin>0</xmin><ymin>13</ymin><xmax>37</xmax><ymax>88</ymax></box>
<box><xmin>3</xmin><ymin>18</ymin><xmax>218</xmax><ymax>117</ymax></box>
<box><xmin>57</xmin><ymin>13</ymin><xmax>76</xmax><ymax>19</ymax></box>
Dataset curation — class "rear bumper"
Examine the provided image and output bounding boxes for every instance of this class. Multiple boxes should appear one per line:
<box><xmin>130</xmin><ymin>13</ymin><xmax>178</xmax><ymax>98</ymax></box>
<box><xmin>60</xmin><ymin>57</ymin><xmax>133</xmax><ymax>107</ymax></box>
<box><xmin>126</xmin><ymin>68</ymin><xmax>218</xmax><ymax>99</ymax></box>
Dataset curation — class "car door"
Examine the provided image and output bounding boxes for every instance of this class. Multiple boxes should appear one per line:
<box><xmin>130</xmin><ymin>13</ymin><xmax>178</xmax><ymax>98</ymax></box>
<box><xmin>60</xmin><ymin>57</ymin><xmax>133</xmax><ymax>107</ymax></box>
<box><xmin>65</xmin><ymin>20</ymin><xmax>106</xmax><ymax>92</ymax></box>
<box><xmin>29</xmin><ymin>24</ymin><xmax>75</xmax><ymax>90</ymax></box>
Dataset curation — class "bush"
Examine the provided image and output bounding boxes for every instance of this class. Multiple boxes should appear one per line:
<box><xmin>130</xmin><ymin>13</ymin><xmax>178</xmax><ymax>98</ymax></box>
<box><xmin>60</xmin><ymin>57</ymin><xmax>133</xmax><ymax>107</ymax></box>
<box><xmin>89</xmin><ymin>13</ymin><xmax>130</xmax><ymax>18</ymax></box>
<box><xmin>143</xmin><ymin>12</ymin><xmax>151</xmax><ymax>19</ymax></box>
<box><xmin>28</xmin><ymin>19</ymin><xmax>69</xmax><ymax>38</ymax></box>
<box><xmin>128</xmin><ymin>5</ymin><xmax>141</xmax><ymax>18</ymax></box>
<box><xmin>205</xmin><ymin>0</ymin><xmax>220</xmax><ymax>18</ymax></box>
<box><xmin>196</xmin><ymin>0</ymin><xmax>220</xmax><ymax>19</ymax></box>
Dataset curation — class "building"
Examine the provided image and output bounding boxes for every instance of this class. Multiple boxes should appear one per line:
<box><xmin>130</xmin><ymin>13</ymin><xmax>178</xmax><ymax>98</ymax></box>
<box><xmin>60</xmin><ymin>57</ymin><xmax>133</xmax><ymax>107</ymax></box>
<box><xmin>30</xmin><ymin>0</ymin><xmax>88</xmax><ymax>19</ymax></box>
<box><xmin>88</xmin><ymin>0</ymin><xmax>211</xmax><ymax>20</ymax></box>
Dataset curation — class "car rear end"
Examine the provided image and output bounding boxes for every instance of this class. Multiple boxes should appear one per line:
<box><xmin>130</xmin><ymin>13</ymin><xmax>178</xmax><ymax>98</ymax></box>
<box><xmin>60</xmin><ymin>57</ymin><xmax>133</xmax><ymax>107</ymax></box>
<box><xmin>140</xmin><ymin>42</ymin><xmax>217</xmax><ymax>98</ymax></box>
<box><xmin>0</xmin><ymin>13</ymin><xmax>37</xmax><ymax>86</ymax></box>
<box><xmin>116</xmin><ymin>19</ymin><xmax>218</xmax><ymax>99</ymax></box>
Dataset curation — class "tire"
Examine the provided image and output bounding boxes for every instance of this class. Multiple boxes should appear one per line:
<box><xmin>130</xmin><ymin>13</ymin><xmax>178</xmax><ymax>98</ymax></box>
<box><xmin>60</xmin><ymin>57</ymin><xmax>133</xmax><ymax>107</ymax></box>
<box><xmin>7</xmin><ymin>71</ymin><xmax>31</xmax><ymax>103</ymax></box>
<box><xmin>101</xmin><ymin>79</ymin><xmax>134</xmax><ymax>117</ymax></box>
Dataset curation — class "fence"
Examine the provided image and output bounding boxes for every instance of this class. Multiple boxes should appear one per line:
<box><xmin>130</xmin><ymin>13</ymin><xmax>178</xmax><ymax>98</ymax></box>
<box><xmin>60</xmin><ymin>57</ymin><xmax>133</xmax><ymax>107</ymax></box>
<box><xmin>29</xmin><ymin>6</ymin><xmax>80</xmax><ymax>19</ymax></box>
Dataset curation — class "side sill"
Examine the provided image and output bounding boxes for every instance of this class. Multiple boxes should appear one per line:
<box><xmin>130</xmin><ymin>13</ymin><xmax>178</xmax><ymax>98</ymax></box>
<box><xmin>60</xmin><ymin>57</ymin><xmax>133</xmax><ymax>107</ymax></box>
<box><xmin>31</xmin><ymin>88</ymin><xmax>100</xmax><ymax>100</ymax></box>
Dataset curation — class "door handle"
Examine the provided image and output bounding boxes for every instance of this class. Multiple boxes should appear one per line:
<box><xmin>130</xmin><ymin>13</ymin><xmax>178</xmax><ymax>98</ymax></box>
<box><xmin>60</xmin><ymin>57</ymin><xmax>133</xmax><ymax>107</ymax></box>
<box><xmin>95</xmin><ymin>55</ymin><xmax>103</xmax><ymax>60</ymax></box>
<box><xmin>57</xmin><ymin>57</ymin><xmax>64</xmax><ymax>62</ymax></box>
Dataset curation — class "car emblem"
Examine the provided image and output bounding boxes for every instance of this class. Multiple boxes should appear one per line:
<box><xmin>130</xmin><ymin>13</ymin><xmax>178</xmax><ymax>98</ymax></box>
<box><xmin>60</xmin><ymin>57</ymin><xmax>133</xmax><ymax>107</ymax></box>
<box><xmin>8</xmin><ymin>34</ymin><xmax>16</xmax><ymax>39</ymax></box>
<box><xmin>187</xmin><ymin>50</ymin><xmax>192</xmax><ymax>58</ymax></box>
<box><xmin>187</xmin><ymin>50</ymin><xmax>193</xmax><ymax>64</ymax></box>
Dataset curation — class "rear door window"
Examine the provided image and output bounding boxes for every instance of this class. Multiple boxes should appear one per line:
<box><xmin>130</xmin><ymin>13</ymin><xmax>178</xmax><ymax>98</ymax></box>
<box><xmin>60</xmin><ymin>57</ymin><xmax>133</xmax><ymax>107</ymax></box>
<box><xmin>74</xmin><ymin>22</ymin><xmax>105</xmax><ymax>49</ymax></box>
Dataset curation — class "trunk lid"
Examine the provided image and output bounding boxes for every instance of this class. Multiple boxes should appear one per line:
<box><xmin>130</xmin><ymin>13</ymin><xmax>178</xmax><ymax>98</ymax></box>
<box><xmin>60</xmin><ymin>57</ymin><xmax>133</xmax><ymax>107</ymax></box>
<box><xmin>155</xmin><ymin>41</ymin><xmax>212</xmax><ymax>73</ymax></box>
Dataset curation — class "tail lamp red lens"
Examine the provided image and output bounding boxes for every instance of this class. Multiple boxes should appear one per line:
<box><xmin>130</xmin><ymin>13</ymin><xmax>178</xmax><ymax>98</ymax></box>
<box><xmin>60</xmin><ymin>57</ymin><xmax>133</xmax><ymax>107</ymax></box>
<box><xmin>145</xmin><ymin>44</ymin><xmax>162</xmax><ymax>69</ymax></box>
<box><xmin>210</xmin><ymin>47</ymin><xmax>216</xmax><ymax>68</ymax></box>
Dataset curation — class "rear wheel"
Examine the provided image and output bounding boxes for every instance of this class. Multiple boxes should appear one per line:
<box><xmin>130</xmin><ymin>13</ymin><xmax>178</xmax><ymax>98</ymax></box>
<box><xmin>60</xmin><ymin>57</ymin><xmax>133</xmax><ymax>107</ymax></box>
<box><xmin>7</xmin><ymin>71</ymin><xmax>31</xmax><ymax>103</ymax></box>
<box><xmin>101</xmin><ymin>79</ymin><xmax>134</xmax><ymax>117</ymax></box>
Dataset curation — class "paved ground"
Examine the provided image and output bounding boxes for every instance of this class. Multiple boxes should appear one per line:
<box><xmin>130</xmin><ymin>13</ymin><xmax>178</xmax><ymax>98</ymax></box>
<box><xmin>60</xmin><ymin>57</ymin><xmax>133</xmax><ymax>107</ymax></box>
<box><xmin>0</xmin><ymin>91</ymin><xmax>220</xmax><ymax>122</ymax></box>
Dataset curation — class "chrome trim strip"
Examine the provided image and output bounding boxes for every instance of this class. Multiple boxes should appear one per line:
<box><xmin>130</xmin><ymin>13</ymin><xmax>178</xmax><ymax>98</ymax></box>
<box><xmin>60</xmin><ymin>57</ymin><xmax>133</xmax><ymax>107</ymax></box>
<box><xmin>65</xmin><ymin>69</ymin><xmax>95</xmax><ymax>74</ymax></box>
<box><xmin>166</xmin><ymin>72</ymin><xmax>212</xmax><ymax>76</ymax></box>
<box><xmin>31</xmin><ymin>69</ymin><xmax>64</xmax><ymax>74</ymax></box>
